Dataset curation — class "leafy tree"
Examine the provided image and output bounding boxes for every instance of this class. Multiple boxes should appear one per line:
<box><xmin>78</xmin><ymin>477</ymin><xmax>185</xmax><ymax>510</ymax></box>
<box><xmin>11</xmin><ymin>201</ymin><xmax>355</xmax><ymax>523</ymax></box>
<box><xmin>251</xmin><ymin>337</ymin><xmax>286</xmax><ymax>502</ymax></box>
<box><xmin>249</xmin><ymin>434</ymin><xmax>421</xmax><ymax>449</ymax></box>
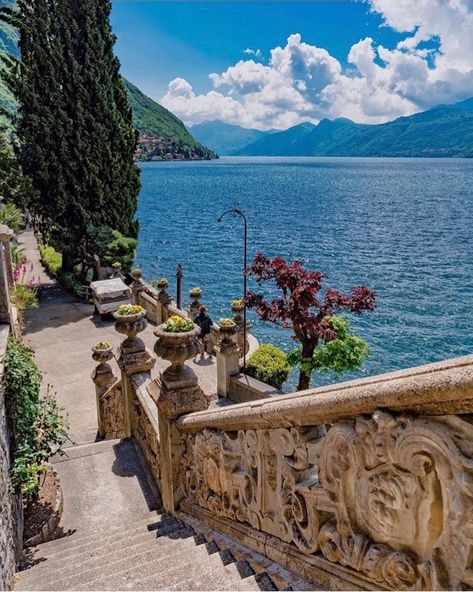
<box><xmin>287</xmin><ymin>315</ymin><xmax>369</xmax><ymax>381</ymax></box>
<box><xmin>1</xmin><ymin>0</ymin><xmax>140</xmax><ymax>270</ymax></box>
<box><xmin>0</xmin><ymin>127</ymin><xmax>34</xmax><ymax>216</ymax></box>
<box><xmin>88</xmin><ymin>224</ymin><xmax>137</xmax><ymax>272</ymax></box>
<box><xmin>245</xmin><ymin>253</ymin><xmax>376</xmax><ymax>391</ymax></box>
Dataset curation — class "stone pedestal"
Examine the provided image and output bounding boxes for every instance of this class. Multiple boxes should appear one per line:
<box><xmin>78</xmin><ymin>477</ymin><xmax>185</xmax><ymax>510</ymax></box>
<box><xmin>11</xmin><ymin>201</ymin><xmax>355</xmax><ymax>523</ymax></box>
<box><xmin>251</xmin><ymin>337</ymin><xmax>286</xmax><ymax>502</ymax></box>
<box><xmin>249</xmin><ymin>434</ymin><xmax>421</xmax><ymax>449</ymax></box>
<box><xmin>152</xmin><ymin>321</ymin><xmax>209</xmax><ymax>512</ymax></box>
<box><xmin>115</xmin><ymin>310</ymin><xmax>156</xmax><ymax>437</ymax></box>
<box><xmin>215</xmin><ymin>325</ymin><xmax>240</xmax><ymax>398</ymax></box>
<box><xmin>155</xmin><ymin>368</ymin><xmax>209</xmax><ymax>513</ymax></box>
<box><xmin>91</xmin><ymin>347</ymin><xmax>117</xmax><ymax>437</ymax></box>
<box><xmin>131</xmin><ymin>269</ymin><xmax>145</xmax><ymax>305</ymax></box>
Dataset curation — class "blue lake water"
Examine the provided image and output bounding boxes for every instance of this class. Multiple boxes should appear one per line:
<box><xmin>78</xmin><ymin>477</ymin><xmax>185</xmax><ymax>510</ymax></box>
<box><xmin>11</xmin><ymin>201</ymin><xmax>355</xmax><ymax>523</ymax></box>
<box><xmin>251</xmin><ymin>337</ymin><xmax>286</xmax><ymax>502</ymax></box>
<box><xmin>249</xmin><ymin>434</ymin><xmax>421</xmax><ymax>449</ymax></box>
<box><xmin>136</xmin><ymin>157</ymin><xmax>473</xmax><ymax>390</ymax></box>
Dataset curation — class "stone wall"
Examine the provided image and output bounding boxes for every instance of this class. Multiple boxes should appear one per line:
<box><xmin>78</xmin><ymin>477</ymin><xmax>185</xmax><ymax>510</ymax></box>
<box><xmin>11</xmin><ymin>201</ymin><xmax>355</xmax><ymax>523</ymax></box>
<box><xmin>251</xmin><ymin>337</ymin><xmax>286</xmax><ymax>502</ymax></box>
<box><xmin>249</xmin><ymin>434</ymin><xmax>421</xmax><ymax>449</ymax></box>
<box><xmin>227</xmin><ymin>373</ymin><xmax>281</xmax><ymax>403</ymax></box>
<box><xmin>176</xmin><ymin>354</ymin><xmax>473</xmax><ymax>591</ymax></box>
<box><xmin>0</xmin><ymin>324</ymin><xmax>22</xmax><ymax>591</ymax></box>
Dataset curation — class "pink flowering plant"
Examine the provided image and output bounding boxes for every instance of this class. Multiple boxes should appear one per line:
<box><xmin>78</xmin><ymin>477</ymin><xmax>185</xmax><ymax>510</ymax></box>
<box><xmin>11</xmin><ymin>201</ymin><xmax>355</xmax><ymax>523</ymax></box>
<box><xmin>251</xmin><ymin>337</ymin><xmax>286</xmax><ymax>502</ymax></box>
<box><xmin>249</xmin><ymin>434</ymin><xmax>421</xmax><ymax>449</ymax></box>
<box><xmin>10</xmin><ymin>262</ymin><xmax>39</xmax><ymax>311</ymax></box>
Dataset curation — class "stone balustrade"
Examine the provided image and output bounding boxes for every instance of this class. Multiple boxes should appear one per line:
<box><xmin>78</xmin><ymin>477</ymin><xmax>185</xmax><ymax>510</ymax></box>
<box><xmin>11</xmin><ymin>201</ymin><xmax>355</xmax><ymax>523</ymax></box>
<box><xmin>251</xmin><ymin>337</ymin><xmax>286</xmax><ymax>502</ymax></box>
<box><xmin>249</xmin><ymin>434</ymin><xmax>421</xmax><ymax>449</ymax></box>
<box><xmin>173</xmin><ymin>354</ymin><xmax>473</xmax><ymax>591</ymax></box>
<box><xmin>131</xmin><ymin>271</ymin><xmax>189</xmax><ymax>325</ymax></box>
<box><xmin>92</xmin><ymin>281</ymin><xmax>473</xmax><ymax>590</ymax></box>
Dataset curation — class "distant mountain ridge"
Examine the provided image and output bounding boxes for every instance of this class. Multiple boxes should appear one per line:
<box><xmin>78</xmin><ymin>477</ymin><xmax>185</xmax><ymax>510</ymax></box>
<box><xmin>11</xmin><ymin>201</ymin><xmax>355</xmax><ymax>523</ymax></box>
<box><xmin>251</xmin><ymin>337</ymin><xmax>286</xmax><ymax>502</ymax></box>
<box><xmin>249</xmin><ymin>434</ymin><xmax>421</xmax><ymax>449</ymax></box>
<box><xmin>124</xmin><ymin>80</ymin><xmax>216</xmax><ymax>161</ymax></box>
<box><xmin>190</xmin><ymin>121</ymin><xmax>273</xmax><ymax>155</ymax></box>
<box><xmin>234</xmin><ymin>99</ymin><xmax>473</xmax><ymax>158</ymax></box>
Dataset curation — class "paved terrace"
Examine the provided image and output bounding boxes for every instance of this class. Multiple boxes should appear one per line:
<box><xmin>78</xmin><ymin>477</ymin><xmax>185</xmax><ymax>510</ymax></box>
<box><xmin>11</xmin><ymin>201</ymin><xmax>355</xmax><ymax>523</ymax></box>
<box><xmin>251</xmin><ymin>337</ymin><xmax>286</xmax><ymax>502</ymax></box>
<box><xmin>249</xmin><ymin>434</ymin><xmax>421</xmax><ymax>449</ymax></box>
<box><xmin>19</xmin><ymin>230</ymin><xmax>219</xmax><ymax>539</ymax></box>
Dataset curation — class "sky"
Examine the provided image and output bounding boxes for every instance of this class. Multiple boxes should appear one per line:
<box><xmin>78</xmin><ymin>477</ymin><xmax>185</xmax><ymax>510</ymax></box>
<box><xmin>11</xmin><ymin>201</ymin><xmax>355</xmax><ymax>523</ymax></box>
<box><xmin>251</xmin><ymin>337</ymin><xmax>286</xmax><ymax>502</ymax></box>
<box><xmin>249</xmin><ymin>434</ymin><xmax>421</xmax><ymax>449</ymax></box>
<box><xmin>111</xmin><ymin>1</ymin><xmax>473</xmax><ymax>130</ymax></box>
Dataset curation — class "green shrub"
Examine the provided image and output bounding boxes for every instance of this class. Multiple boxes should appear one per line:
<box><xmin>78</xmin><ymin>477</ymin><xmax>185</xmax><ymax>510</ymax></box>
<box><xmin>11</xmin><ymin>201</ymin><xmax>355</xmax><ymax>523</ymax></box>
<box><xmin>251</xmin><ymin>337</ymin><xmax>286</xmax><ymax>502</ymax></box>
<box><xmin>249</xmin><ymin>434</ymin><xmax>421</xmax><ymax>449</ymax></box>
<box><xmin>39</xmin><ymin>244</ymin><xmax>62</xmax><ymax>276</ymax></box>
<box><xmin>10</xmin><ymin>283</ymin><xmax>38</xmax><ymax>311</ymax></box>
<box><xmin>5</xmin><ymin>338</ymin><xmax>70</xmax><ymax>498</ymax></box>
<box><xmin>87</xmin><ymin>225</ymin><xmax>137</xmax><ymax>273</ymax></box>
<box><xmin>0</xmin><ymin>203</ymin><xmax>24</xmax><ymax>233</ymax></box>
<box><xmin>246</xmin><ymin>344</ymin><xmax>291</xmax><ymax>390</ymax></box>
<box><xmin>58</xmin><ymin>271</ymin><xmax>84</xmax><ymax>299</ymax></box>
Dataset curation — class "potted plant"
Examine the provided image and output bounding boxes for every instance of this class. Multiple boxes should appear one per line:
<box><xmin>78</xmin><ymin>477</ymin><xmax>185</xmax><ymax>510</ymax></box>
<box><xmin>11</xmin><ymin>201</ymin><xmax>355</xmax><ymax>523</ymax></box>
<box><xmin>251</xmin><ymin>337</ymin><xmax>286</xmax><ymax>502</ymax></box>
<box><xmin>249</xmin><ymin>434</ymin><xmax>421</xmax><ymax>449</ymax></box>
<box><xmin>189</xmin><ymin>286</ymin><xmax>202</xmax><ymax>300</ymax></box>
<box><xmin>156</xmin><ymin>277</ymin><xmax>169</xmax><ymax>290</ymax></box>
<box><xmin>218</xmin><ymin>318</ymin><xmax>237</xmax><ymax>344</ymax></box>
<box><xmin>114</xmin><ymin>304</ymin><xmax>146</xmax><ymax>323</ymax></box>
<box><xmin>231</xmin><ymin>298</ymin><xmax>245</xmax><ymax>323</ymax></box>
<box><xmin>154</xmin><ymin>315</ymin><xmax>200</xmax><ymax>378</ymax></box>
<box><xmin>113</xmin><ymin>304</ymin><xmax>147</xmax><ymax>348</ymax></box>
<box><xmin>91</xmin><ymin>341</ymin><xmax>113</xmax><ymax>363</ymax></box>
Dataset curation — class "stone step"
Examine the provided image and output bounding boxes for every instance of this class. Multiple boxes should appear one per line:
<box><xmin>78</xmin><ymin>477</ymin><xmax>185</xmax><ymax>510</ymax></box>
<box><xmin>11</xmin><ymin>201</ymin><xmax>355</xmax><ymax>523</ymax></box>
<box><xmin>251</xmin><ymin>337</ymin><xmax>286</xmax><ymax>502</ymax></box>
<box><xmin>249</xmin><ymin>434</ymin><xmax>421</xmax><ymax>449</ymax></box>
<box><xmin>74</xmin><ymin>537</ymin><xmax>272</xmax><ymax>592</ymax></box>
<box><xmin>24</xmin><ymin>510</ymin><xmax>165</xmax><ymax>556</ymax></box>
<box><xmin>16</xmin><ymin>527</ymin><xmax>197</xmax><ymax>591</ymax></box>
<box><xmin>176</xmin><ymin>512</ymin><xmax>319</xmax><ymax>591</ymax></box>
<box><xmin>53</xmin><ymin>438</ymin><xmax>122</xmax><ymax>462</ymax></box>
<box><xmin>29</xmin><ymin>514</ymin><xmax>179</xmax><ymax>567</ymax></box>
<box><xmin>170</xmin><ymin>574</ymin><xmax>265</xmax><ymax>591</ymax></box>
<box><xmin>17</xmin><ymin>521</ymin><xmax>183</xmax><ymax>580</ymax></box>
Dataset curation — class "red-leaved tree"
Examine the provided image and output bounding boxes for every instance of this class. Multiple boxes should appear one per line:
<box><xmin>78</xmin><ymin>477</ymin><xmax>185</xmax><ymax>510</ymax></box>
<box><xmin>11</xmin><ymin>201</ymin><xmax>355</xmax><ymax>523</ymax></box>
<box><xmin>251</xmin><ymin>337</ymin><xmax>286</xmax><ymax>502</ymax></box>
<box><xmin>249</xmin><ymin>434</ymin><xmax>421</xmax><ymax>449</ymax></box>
<box><xmin>245</xmin><ymin>253</ymin><xmax>376</xmax><ymax>391</ymax></box>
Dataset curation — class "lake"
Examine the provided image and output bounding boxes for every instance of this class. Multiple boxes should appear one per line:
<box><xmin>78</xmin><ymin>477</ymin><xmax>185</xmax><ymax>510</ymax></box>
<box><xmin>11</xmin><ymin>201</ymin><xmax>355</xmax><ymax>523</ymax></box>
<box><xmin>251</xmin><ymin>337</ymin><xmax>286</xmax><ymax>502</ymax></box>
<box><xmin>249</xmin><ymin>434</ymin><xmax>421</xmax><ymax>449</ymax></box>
<box><xmin>135</xmin><ymin>157</ymin><xmax>473</xmax><ymax>390</ymax></box>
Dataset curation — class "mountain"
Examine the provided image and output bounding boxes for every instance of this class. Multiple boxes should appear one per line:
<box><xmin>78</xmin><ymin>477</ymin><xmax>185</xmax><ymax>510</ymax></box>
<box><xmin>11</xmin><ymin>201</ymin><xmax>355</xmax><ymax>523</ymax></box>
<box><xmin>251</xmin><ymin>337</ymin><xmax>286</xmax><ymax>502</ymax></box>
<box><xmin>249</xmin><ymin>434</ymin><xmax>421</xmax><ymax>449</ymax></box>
<box><xmin>0</xmin><ymin>0</ymin><xmax>18</xmax><ymax>127</ymax></box>
<box><xmin>190</xmin><ymin>121</ymin><xmax>273</xmax><ymax>155</ymax></box>
<box><xmin>234</xmin><ymin>122</ymin><xmax>316</xmax><ymax>156</ymax></box>
<box><xmin>124</xmin><ymin>79</ymin><xmax>217</xmax><ymax>161</ymax></box>
<box><xmin>0</xmin><ymin>6</ymin><xmax>216</xmax><ymax>161</ymax></box>
<box><xmin>236</xmin><ymin>98</ymin><xmax>473</xmax><ymax>158</ymax></box>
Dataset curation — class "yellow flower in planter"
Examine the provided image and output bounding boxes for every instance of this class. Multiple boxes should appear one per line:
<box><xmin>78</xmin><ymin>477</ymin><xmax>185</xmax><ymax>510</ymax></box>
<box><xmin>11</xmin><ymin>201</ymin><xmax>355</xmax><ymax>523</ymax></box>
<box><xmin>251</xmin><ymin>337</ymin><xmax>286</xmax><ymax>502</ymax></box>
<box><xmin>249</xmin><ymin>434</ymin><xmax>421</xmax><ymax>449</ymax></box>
<box><xmin>117</xmin><ymin>304</ymin><xmax>144</xmax><ymax>316</ymax></box>
<box><xmin>163</xmin><ymin>315</ymin><xmax>195</xmax><ymax>333</ymax></box>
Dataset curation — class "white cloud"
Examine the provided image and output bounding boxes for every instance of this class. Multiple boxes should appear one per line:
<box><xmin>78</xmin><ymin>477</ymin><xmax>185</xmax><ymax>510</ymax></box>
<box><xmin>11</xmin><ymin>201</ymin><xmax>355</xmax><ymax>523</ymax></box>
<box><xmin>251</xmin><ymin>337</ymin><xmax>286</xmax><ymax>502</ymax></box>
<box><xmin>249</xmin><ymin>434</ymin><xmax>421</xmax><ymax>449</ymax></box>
<box><xmin>161</xmin><ymin>1</ymin><xmax>473</xmax><ymax>129</ymax></box>
<box><xmin>243</xmin><ymin>48</ymin><xmax>262</xmax><ymax>58</ymax></box>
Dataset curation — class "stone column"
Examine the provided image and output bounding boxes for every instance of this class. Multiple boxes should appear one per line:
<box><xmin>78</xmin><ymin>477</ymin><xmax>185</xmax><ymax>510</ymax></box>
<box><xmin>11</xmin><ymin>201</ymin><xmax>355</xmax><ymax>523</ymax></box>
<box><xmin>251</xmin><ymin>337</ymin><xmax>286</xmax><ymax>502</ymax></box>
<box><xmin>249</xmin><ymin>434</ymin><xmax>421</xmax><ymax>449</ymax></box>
<box><xmin>131</xmin><ymin>269</ymin><xmax>145</xmax><ymax>306</ymax></box>
<box><xmin>91</xmin><ymin>345</ymin><xmax>116</xmax><ymax>438</ymax></box>
<box><xmin>115</xmin><ymin>310</ymin><xmax>155</xmax><ymax>437</ymax></box>
<box><xmin>0</xmin><ymin>226</ymin><xmax>14</xmax><ymax>287</ymax></box>
<box><xmin>215</xmin><ymin>321</ymin><xmax>240</xmax><ymax>398</ymax></box>
<box><xmin>157</xmin><ymin>279</ymin><xmax>172</xmax><ymax>322</ymax></box>
<box><xmin>153</xmin><ymin>324</ymin><xmax>209</xmax><ymax>512</ymax></box>
<box><xmin>0</xmin><ymin>225</ymin><xmax>14</xmax><ymax>327</ymax></box>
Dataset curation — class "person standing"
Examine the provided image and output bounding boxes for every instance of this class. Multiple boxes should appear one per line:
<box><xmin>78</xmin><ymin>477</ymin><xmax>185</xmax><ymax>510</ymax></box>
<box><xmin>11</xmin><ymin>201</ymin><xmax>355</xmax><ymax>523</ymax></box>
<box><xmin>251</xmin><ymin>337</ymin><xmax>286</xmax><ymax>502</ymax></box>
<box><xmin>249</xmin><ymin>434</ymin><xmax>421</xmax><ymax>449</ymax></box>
<box><xmin>193</xmin><ymin>305</ymin><xmax>213</xmax><ymax>361</ymax></box>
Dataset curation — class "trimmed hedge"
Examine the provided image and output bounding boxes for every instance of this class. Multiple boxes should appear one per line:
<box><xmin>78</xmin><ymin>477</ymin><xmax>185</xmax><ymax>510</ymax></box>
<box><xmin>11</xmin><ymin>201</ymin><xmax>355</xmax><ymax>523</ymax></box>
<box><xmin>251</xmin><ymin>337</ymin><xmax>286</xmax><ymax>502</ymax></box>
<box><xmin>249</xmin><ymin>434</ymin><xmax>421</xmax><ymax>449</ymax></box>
<box><xmin>246</xmin><ymin>344</ymin><xmax>291</xmax><ymax>390</ymax></box>
<box><xmin>38</xmin><ymin>244</ymin><xmax>62</xmax><ymax>276</ymax></box>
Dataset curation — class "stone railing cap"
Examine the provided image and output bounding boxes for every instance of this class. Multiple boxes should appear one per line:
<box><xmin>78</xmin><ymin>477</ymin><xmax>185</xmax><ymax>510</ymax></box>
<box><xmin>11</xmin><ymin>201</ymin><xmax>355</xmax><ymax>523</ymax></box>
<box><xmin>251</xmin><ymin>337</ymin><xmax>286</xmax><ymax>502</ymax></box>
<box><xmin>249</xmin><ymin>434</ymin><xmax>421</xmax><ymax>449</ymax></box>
<box><xmin>177</xmin><ymin>353</ymin><xmax>473</xmax><ymax>432</ymax></box>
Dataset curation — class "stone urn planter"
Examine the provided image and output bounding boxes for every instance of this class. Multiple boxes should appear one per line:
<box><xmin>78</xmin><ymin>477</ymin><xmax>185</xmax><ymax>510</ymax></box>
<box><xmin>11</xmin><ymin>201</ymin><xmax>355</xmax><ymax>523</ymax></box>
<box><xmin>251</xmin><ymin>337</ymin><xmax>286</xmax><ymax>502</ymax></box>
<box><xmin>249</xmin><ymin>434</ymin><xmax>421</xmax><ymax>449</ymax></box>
<box><xmin>231</xmin><ymin>300</ymin><xmax>245</xmax><ymax>324</ymax></box>
<box><xmin>154</xmin><ymin>320</ymin><xmax>201</xmax><ymax>381</ymax></box>
<box><xmin>91</xmin><ymin>343</ymin><xmax>113</xmax><ymax>364</ymax></box>
<box><xmin>189</xmin><ymin>287</ymin><xmax>202</xmax><ymax>301</ymax></box>
<box><xmin>218</xmin><ymin>319</ymin><xmax>237</xmax><ymax>347</ymax></box>
<box><xmin>113</xmin><ymin>306</ymin><xmax>147</xmax><ymax>350</ymax></box>
<box><xmin>189</xmin><ymin>287</ymin><xmax>203</xmax><ymax>319</ymax></box>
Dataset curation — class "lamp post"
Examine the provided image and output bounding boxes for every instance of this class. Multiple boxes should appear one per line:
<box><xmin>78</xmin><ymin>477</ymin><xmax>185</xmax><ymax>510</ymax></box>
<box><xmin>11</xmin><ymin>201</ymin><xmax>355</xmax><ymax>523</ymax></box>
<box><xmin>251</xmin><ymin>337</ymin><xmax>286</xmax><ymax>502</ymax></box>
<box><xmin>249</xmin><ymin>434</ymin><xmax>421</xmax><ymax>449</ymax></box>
<box><xmin>176</xmin><ymin>262</ymin><xmax>183</xmax><ymax>310</ymax></box>
<box><xmin>217</xmin><ymin>208</ymin><xmax>248</xmax><ymax>372</ymax></box>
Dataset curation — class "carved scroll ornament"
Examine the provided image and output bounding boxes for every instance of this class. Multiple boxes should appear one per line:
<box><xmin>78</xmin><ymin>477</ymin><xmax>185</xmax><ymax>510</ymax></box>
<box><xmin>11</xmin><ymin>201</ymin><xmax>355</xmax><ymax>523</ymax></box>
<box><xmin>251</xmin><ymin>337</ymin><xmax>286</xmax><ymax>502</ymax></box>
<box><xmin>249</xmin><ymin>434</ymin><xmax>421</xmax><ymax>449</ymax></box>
<box><xmin>180</xmin><ymin>411</ymin><xmax>473</xmax><ymax>590</ymax></box>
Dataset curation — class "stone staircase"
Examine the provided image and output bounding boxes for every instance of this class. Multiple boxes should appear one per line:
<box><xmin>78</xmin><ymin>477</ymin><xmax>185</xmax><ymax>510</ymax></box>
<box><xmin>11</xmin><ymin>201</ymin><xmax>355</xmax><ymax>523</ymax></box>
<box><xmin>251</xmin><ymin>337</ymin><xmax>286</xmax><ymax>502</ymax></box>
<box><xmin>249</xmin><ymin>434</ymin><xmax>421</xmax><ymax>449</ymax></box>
<box><xmin>15</xmin><ymin>508</ymin><xmax>317</xmax><ymax>591</ymax></box>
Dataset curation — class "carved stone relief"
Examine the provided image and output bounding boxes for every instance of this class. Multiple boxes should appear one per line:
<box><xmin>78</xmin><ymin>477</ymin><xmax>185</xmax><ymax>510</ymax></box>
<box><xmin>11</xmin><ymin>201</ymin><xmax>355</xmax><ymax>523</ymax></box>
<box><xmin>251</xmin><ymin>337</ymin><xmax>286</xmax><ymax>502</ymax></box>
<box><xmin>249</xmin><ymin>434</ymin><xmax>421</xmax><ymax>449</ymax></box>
<box><xmin>180</xmin><ymin>411</ymin><xmax>473</xmax><ymax>590</ymax></box>
<box><xmin>99</xmin><ymin>382</ymin><xmax>125</xmax><ymax>439</ymax></box>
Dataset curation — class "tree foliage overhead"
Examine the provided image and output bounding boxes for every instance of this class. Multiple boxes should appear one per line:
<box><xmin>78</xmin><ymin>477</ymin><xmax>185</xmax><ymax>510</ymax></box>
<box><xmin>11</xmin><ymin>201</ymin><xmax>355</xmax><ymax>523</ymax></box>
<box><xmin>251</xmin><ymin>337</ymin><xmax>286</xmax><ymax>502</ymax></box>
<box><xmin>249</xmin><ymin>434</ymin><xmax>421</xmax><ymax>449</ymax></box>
<box><xmin>1</xmin><ymin>0</ymin><xmax>140</xmax><ymax>269</ymax></box>
<box><xmin>245</xmin><ymin>253</ymin><xmax>376</xmax><ymax>390</ymax></box>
